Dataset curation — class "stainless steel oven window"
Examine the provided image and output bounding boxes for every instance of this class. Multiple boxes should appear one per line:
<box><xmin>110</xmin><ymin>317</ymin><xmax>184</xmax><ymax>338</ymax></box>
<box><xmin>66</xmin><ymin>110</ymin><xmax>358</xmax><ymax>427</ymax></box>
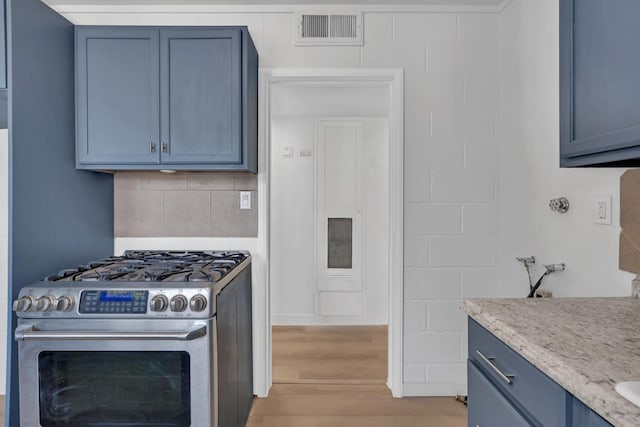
<box><xmin>38</xmin><ymin>351</ymin><xmax>191</xmax><ymax>427</ymax></box>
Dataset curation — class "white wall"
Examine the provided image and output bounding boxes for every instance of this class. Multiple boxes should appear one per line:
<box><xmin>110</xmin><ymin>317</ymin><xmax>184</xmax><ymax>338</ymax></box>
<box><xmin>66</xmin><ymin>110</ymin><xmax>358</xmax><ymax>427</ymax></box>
<box><xmin>54</xmin><ymin>1</ymin><xmax>636</xmax><ymax>398</ymax></box>
<box><xmin>58</xmin><ymin>6</ymin><xmax>501</xmax><ymax>397</ymax></box>
<box><xmin>270</xmin><ymin>87</ymin><xmax>390</xmax><ymax>324</ymax></box>
<box><xmin>499</xmin><ymin>0</ymin><xmax>634</xmax><ymax>298</ymax></box>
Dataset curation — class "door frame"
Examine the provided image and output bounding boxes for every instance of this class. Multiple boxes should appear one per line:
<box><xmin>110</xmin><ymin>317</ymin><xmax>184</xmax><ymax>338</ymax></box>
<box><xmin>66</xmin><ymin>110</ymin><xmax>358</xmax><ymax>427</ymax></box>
<box><xmin>256</xmin><ymin>68</ymin><xmax>404</xmax><ymax>398</ymax></box>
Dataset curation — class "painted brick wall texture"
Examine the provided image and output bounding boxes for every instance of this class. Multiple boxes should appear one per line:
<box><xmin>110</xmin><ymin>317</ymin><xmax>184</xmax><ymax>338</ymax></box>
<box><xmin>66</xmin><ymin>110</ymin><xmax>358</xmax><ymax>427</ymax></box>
<box><xmin>110</xmin><ymin>11</ymin><xmax>500</xmax><ymax>396</ymax></box>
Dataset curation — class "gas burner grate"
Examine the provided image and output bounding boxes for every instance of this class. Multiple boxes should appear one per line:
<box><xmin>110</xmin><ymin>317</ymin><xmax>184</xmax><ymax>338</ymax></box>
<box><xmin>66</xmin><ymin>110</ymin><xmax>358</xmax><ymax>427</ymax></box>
<box><xmin>44</xmin><ymin>250</ymin><xmax>249</xmax><ymax>284</ymax></box>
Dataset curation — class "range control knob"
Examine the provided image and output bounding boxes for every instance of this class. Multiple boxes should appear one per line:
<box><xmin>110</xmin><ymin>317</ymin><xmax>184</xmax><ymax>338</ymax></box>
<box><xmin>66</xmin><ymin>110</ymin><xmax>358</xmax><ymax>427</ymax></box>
<box><xmin>189</xmin><ymin>295</ymin><xmax>208</xmax><ymax>312</ymax></box>
<box><xmin>55</xmin><ymin>295</ymin><xmax>75</xmax><ymax>312</ymax></box>
<box><xmin>170</xmin><ymin>295</ymin><xmax>188</xmax><ymax>312</ymax></box>
<box><xmin>150</xmin><ymin>294</ymin><xmax>169</xmax><ymax>312</ymax></box>
<box><xmin>36</xmin><ymin>295</ymin><xmax>56</xmax><ymax>312</ymax></box>
<box><xmin>13</xmin><ymin>296</ymin><xmax>35</xmax><ymax>312</ymax></box>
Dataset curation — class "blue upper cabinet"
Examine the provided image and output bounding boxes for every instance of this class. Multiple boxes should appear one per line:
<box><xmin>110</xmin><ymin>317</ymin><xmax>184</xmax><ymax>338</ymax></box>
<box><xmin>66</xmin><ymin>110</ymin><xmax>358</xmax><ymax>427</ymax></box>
<box><xmin>1</xmin><ymin>0</ymin><xmax>6</xmax><ymax>89</ymax></box>
<box><xmin>561</xmin><ymin>0</ymin><xmax>640</xmax><ymax>167</ymax></box>
<box><xmin>76</xmin><ymin>28</ymin><xmax>160</xmax><ymax>166</ymax></box>
<box><xmin>160</xmin><ymin>29</ymin><xmax>241</xmax><ymax>166</ymax></box>
<box><xmin>0</xmin><ymin>0</ymin><xmax>7</xmax><ymax>129</ymax></box>
<box><xmin>76</xmin><ymin>26</ymin><xmax>258</xmax><ymax>172</ymax></box>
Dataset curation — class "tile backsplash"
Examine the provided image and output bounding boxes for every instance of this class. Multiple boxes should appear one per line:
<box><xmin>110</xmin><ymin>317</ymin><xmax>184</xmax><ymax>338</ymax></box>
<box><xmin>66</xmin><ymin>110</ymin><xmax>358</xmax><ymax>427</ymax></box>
<box><xmin>114</xmin><ymin>172</ymin><xmax>257</xmax><ymax>238</ymax></box>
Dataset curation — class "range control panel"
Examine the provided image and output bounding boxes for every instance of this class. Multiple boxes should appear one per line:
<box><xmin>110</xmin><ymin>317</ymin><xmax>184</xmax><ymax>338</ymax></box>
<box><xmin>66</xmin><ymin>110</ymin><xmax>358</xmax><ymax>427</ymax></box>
<box><xmin>79</xmin><ymin>290</ymin><xmax>148</xmax><ymax>314</ymax></box>
<box><xmin>13</xmin><ymin>287</ymin><xmax>215</xmax><ymax>319</ymax></box>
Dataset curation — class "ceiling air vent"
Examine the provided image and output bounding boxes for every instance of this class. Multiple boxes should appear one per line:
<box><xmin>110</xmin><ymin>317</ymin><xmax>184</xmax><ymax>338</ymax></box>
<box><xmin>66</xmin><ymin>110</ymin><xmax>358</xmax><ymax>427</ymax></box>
<box><xmin>295</xmin><ymin>11</ymin><xmax>363</xmax><ymax>46</ymax></box>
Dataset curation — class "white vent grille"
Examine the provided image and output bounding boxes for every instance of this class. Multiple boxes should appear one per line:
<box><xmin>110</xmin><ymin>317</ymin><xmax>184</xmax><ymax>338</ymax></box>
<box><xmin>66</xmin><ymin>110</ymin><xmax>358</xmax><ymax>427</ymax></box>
<box><xmin>302</xmin><ymin>15</ymin><xmax>329</xmax><ymax>38</ymax></box>
<box><xmin>295</xmin><ymin>11</ymin><xmax>363</xmax><ymax>46</ymax></box>
<box><xmin>330</xmin><ymin>15</ymin><xmax>358</xmax><ymax>38</ymax></box>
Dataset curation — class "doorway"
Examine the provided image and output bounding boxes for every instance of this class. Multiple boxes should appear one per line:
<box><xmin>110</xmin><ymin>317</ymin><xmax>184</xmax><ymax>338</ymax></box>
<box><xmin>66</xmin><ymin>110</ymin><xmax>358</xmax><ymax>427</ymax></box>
<box><xmin>257</xmin><ymin>69</ymin><xmax>403</xmax><ymax>397</ymax></box>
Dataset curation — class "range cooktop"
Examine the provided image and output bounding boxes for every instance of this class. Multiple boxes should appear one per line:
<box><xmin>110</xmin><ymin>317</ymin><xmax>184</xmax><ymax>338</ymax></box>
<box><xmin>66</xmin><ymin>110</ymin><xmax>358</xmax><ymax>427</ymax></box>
<box><xmin>45</xmin><ymin>250</ymin><xmax>249</xmax><ymax>283</ymax></box>
<box><xmin>13</xmin><ymin>250</ymin><xmax>252</xmax><ymax>318</ymax></box>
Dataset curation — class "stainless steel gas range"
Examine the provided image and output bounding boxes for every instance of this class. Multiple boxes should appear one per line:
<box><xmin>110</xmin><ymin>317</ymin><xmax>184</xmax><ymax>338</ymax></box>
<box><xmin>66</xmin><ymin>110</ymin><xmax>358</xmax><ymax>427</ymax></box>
<box><xmin>13</xmin><ymin>250</ymin><xmax>253</xmax><ymax>427</ymax></box>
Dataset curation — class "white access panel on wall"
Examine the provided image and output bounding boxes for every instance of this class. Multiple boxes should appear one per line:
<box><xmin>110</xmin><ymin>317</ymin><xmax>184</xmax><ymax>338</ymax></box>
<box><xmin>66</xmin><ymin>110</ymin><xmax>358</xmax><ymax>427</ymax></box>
<box><xmin>269</xmin><ymin>83</ymin><xmax>391</xmax><ymax>326</ymax></box>
<box><xmin>315</xmin><ymin>120</ymin><xmax>364</xmax><ymax>316</ymax></box>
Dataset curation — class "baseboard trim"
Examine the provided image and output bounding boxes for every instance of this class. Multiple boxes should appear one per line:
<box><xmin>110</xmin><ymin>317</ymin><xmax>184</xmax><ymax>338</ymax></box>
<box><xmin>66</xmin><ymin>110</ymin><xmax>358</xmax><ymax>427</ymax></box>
<box><xmin>272</xmin><ymin>314</ymin><xmax>388</xmax><ymax>326</ymax></box>
<box><xmin>402</xmin><ymin>382</ymin><xmax>467</xmax><ymax>397</ymax></box>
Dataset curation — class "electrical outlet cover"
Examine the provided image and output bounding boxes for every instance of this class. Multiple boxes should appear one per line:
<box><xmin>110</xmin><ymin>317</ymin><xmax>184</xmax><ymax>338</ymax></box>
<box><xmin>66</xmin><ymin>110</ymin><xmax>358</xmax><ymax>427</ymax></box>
<box><xmin>240</xmin><ymin>191</ymin><xmax>251</xmax><ymax>210</ymax></box>
<box><xmin>593</xmin><ymin>195</ymin><xmax>612</xmax><ymax>225</ymax></box>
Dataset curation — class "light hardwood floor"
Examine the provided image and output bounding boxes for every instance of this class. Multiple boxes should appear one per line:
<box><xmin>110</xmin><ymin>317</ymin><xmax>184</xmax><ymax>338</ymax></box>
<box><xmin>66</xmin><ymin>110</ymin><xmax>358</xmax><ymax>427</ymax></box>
<box><xmin>246</xmin><ymin>325</ymin><xmax>467</xmax><ymax>427</ymax></box>
<box><xmin>246</xmin><ymin>384</ymin><xmax>467</xmax><ymax>427</ymax></box>
<box><xmin>272</xmin><ymin>325</ymin><xmax>387</xmax><ymax>384</ymax></box>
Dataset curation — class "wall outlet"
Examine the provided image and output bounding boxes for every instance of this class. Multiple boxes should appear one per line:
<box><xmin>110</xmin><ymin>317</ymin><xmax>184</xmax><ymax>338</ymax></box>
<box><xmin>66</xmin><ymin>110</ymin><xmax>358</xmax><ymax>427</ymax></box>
<box><xmin>593</xmin><ymin>195</ymin><xmax>612</xmax><ymax>225</ymax></box>
<box><xmin>240</xmin><ymin>191</ymin><xmax>251</xmax><ymax>210</ymax></box>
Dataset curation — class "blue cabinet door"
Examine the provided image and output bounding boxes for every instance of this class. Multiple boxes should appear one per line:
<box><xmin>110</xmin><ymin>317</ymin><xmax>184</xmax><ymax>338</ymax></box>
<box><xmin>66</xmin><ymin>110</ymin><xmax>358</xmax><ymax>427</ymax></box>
<box><xmin>76</xmin><ymin>27</ymin><xmax>160</xmax><ymax>166</ymax></box>
<box><xmin>0</xmin><ymin>0</ymin><xmax>6</xmax><ymax>89</ymax></box>
<box><xmin>467</xmin><ymin>361</ymin><xmax>532</xmax><ymax>427</ymax></box>
<box><xmin>160</xmin><ymin>29</ymin><xmax>242</xmax><ymax>165</ymax></box>
<box><xmin>560</xmin><ymin>0</ymin><xmax>640</xmax><ymax>166</ymax></box>
<box><xmin>572</xmin><ymin>397</ymin><xmax>613</xmax><ymax>427</ymax></box>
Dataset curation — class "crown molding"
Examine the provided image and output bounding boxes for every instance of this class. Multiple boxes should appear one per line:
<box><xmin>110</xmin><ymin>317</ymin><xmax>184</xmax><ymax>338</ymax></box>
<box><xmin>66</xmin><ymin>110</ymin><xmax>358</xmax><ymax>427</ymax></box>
<box><xmin>44</xmin><ymin>0</ymin><xmax>515</xmax><ymax>16</ymax></box>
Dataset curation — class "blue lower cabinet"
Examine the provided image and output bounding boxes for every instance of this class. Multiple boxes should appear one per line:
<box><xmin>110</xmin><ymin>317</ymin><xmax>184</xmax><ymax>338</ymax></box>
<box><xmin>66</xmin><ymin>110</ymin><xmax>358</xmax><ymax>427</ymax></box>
<box><xmin>468</xmin><ymin>361</ymin><xmax>531</xmax><ymax>427</ymax></box>
<box><xmin>468</xmin><ymin>318</ymin><xmax>612</xmax><ymax>427</ymax></box>
<box><xmin>469</xmin><ymin>319</ymin><xmax>569</xmax><ymax>427</ymax></box>
<box><xmin>572</xmin><ymin>397</ymin><xmax>613</xmax><ymax>427</ymax></box>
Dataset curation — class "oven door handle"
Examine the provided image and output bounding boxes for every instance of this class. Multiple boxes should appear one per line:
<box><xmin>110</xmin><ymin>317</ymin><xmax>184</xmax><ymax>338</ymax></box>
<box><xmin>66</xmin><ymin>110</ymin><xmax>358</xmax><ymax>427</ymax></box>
<box><xmin>15</xmin><ymin>324</ymin><xmax>207</xmax><ymax>341</ymax></box>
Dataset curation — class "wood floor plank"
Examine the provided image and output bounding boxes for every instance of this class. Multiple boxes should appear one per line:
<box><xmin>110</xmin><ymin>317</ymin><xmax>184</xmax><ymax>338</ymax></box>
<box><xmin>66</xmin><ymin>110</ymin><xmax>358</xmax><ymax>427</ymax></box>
<box><xmin>246</xmin><ymin>384</ymin><xmax>467</xmax><ymax>427</ymax></box>
<box><xmin>272</xmin><ymin>325</ymin><xmax>388</xmax><ymax>384</ymax></box>
<box><xmin>252</xmin><ymin>327</ymin><xmax>468</xmax><ymax>426</ymax></box>
<box><xmin>259</xmin><ymin>415</ymin><xmax>465</xmax><ymax>427</ymax></box>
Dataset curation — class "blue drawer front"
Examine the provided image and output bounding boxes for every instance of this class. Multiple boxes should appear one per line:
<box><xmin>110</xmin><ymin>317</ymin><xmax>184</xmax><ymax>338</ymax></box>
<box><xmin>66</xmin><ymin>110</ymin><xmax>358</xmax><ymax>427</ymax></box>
<box><xmin>468</xmin><ymin>361</ymin><xmax>532</xmax><ymax>427</ymax></box>
<box><xmin>469</xmin><ymin>319</ymin><xmax>570</xmax><ymax>427</ymax></box>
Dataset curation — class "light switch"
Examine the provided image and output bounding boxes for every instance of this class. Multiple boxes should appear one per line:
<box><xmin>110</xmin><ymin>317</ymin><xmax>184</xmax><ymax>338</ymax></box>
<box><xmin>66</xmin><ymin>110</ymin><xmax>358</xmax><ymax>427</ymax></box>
<box><xmin>281</xmin><ymin>146</ymin><xmax>293</xmax><ymax>158</ymax></box>
<box><xmin>240</xmin><ymin>191</ymin><xmax>251</xmax><ymax>210</ymax></box>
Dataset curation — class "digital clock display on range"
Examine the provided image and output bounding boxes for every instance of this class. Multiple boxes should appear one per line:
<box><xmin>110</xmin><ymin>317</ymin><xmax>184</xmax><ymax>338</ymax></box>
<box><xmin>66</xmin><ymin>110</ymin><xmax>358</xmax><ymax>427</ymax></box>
<box><xmin>99</xmin><ymin>291</ymin><xmax>134</xmax><ymax>302</ymax></box>
<box><xmin>79</xmin><ymin>290</ymin><xmax>148</xmax><ymax>314</ymax></box>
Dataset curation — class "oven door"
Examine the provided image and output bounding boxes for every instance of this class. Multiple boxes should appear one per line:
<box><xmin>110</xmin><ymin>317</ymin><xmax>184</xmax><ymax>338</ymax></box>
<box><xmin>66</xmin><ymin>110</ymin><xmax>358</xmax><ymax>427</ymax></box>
<box><xmin>15</xmin><ymin>318</ymin><xmax>216</xmax><ymax>427</ymax></box>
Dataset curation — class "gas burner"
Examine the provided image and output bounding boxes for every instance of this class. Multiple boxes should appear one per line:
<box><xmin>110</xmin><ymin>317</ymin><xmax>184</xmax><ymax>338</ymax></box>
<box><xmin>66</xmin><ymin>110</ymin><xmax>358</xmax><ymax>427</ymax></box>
<box><xmin>44</xmin><ymin>250</ymin><xmax>250</xmax><ymax>284</ymax></box>
<box><xmin>163</xmin><ymin>269</ymin><xmax>223</xmax><ymax>283</ymax></box>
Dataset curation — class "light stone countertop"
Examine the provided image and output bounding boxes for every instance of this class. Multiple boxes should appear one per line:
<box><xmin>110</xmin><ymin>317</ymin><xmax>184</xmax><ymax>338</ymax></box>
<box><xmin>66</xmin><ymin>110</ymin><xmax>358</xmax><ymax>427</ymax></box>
<box><xmin>461</xmin><ymin>297</ymin><xmax>640</xmax><ymax>427</ymax></box>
